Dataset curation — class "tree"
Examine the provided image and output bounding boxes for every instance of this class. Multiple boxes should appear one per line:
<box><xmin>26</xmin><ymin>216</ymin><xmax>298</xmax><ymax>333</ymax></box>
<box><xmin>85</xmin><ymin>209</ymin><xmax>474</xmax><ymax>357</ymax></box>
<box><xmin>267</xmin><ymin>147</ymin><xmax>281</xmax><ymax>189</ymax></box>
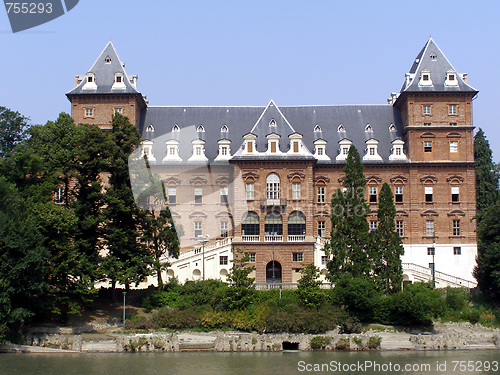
<box><xmin>0</xmin><ymin>106</ymin><xmax>29</xmax><ymax>158</ymax></box>
<box><xmin>222</xmin><ymin>249</ymin><xmax>256</xmax><ymax>310</ymax></box>
<box><xmin>0</xmin><ymin>178</ymin><xmax>50</xmax><ymax>342</ymax></box>
<box><xmin>474</xmin><ymin>128</ymin><xmax>499</xmax><ymax>217</ymax></box>
<box><xmin>373</xmin><ymin>182</ymin><xmax>403</xmax><ymax>293</ymax></box>
<box><xmin>324</xmin><ymin>146</ymin><xmax>370</xmax><ymax>281</ymax></box>
<box><xmin>142</xmin><ymin>206</ymin><xmax>180</xmax><ymax>288</ymax></box>
<box><xmin>297</xmin><ymin>263</ymin><xmax>324</xmax><ymax>309</ymax></box>
<box><xmin>102</xmin><ymin>114</ymin><xmax>152</xmax><ymax>295</ymax></box>
<box><xmin>474</xmin><ymin>201</ymin><xmax>500</xmax><ymax>294</ymax></box>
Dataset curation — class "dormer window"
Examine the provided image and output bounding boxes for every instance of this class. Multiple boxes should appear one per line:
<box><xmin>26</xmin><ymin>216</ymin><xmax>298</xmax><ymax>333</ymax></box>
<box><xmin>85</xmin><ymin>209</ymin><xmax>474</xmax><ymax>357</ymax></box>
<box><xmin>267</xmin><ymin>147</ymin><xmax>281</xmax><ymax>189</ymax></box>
<box><xmin>314</xmin><ymin>139</ymin><xmax>330</xmax><ymax>160</ymax></box>
<box><xmin>365</xmin><ymin>124</ymin><xmax>373</xmax><ymax>132</ymax></box>
<box><xmin>419</xmin><ymin>69</ymin><xmax>433</xmax><ymax>86</ymax></box>
<box><xmin>172</xmin><ymin>124</ymin><xmax>180</xmax><ymax>132</ymax></box>
<box><xmin>141</xmin><ymin>141</ymin><xmax>156</xmax><ymax>162</ymax></box>
<box><xmin>445</xmin><ymin>70</ymin><xmax>459</xmax><ymax>86</ymax></box>
<box><xmin>163</xmin><ymin>140</ymin><xmax>182</xmax><ymax>162</ymax></box>
<box><xmin>336</xmin><ymin>139</ymin><xmax>353</xmax><ymax>161</ymax></box>
<box><xmin>242</xmin><ymin>133</ymin><xmax>257</xmax><ymax>155</ymax></box>
<box><xmin>197</xmin><ymin>125</ymin><xmax>205</xmax><ymax>132</ymax></box>
<box><xmin>389</xmin><ymin>123</ymin><xmax>396</xmax><ymax>132</ymax></box>
<box><xmin>269</xmin><ymin>119</ymin><xmax>277</xmax><ymax>127</ymax></box>
<box><xmin>82</xmin><ymin>72</ymin><xmax>97</xmax><ymax>90</ymax></box>
<box><xmin>221</xmin><ymin>124</ymin><xmax>229</xmax><ymax>132</ymax></box>
<box><xmin>146</xmin><ymin>124</ymin><xmax>155</xmax><ymax>132</ymax></box>
<box><xmin>215</xmin><ymin>139</ymin><xmax>231</xmax><ymax>161</ymax></box>
<box><xmin>338</xmin><ymin>124</ymin><xmax>346</xmax><ymax>132</ymax></box>
<box><xmin>266</xmin><ymin>133</ymin><xmax>281</xmax><ymax>154</ymax></box>
<box><xmin>430</xmin><ymin>53</ymin><xmax>437</xmax><ymax>60</ymax></box>
<box><xmin>389</xmin><ymin>139</ymin><xmax>407</xmax><ymax>161</ymax></box>
<box><xmin>188</xmin><ymin>139</ymin><xmax>208</xmax><ymax>162</ymax></box>
<box><xmin>363</xmin><ymin>139</ymin><xmax>382</xmax><ymax>161</ymax></box>
<box><xmin>314</xmin><ymin>124</ymin><xmax>322</xmax><ymax>132</ymax></box>
<box><xmin>104</xmin><ymin>55</ymin><xmax>112</xmax><ymax>64</ymax></box>
<box><xmin>112</xmin><ymin>73</ymin><xmax>125</xmax><ymax>90</ymax></box>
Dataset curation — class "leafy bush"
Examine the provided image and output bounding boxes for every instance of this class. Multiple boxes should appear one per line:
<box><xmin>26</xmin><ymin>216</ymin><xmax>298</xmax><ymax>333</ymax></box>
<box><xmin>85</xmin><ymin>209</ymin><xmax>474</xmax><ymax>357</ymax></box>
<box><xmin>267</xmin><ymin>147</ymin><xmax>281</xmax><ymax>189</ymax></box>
<box><xmin>445</xmin><ymin>287</ymin><xmax>469</xmax><ymax>311</ymax></box>
<box><xmin>333</xmin><ymin>275</ymin><xmax>380</xmax><ymax>322</ymax></box>
<box><xmin>310</xmin><ymin>336</ymin><xmax>330</xmax><ymax>349</ymax></box>
<box><xmin>368</xmin><ymin>336</ymin><xmax>381</xmax><ymax>349</ymax></box>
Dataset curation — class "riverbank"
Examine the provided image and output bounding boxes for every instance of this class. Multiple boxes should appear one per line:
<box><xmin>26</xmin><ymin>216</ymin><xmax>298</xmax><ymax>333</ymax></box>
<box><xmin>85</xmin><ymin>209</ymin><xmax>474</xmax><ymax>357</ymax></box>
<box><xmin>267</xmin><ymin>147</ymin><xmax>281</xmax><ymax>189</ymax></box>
<box><xmin>2</xmin><ymin>322</ymin><xmax>499</xmax><ymax>353</ymax></box>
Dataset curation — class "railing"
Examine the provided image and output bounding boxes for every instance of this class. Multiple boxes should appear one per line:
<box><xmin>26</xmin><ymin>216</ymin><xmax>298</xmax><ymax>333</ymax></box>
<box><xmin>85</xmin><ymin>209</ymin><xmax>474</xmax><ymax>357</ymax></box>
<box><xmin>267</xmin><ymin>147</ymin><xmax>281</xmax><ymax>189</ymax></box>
<box><xmin>316</xmin><ymin>237</ymin><xmax>328</xmax><ymax>246</ymax></box>
<box><xmin>265</xmin><ymin>235</ymin><xmax>283</xmax><ymax>242</ymax></box>
<box><xmin>402</xmin><ymin>263</ymin><xmax>477</xmax><ymax>289</ymax></box>
<box><xmin>254</xmin><ymin>283</ymin><xmax>333</xmax><ymax>290</ymax></box>
<box><xmin>288</xmin><ymin>235</ymin><xmax>305</xmax><ymax>242</ymax></box>
<box><xmin>177</xmin><ymin>238</ymin><xmax>232</xmax><ymax>260</ymax></box>
<box><xmin>242</xmin><ymin>235</ymin><xmax>260</xmax><ymax>242</ymax></box>
<box><xmin>260</xmin><ymin>198</ymin><xmax>287</xmax><ymax>207</ymax></box>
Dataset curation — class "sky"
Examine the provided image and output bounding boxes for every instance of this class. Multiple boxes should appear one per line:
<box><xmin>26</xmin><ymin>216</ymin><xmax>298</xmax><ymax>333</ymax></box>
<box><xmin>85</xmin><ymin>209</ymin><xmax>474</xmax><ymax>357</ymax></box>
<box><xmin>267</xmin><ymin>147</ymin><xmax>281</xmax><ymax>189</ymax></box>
<box><xmin>1</xmin><ymin>0</ymin><xmax>500</xmax><ymax>161</ymax></box>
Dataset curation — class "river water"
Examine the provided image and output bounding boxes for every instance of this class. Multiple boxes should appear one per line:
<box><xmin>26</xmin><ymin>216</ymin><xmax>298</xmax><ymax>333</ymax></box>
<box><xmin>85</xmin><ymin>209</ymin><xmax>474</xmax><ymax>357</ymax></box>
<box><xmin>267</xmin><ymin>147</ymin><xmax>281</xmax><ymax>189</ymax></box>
<box><xmin>1</xmin><ymin>350</ymin><xmax>499</xmax><ymax>375</ymax></box>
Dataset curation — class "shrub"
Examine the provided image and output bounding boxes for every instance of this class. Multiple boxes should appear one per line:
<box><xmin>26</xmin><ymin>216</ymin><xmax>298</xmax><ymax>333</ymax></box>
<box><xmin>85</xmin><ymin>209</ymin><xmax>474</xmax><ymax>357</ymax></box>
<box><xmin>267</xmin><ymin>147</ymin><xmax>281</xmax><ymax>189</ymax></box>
<box><xmin>335</xmin><ymin>338</ymin><xmax>350</xmax><ymax>350</ymax></box>
<box><xmin>368</xmin><ymin>336</ymin><xmax>381</xmax><ymax>349</ymax></box>
<box><xmin>310</xmin><ymin>336</ymin><xmax>330</xmax><ymax>350</ymax></box>
<box><xmin>445</xmin><ymin>287</ymin><xmax>469</xmax><ymax>311</ymax></box>
<box><xmin>151</xmin><ymin>307</ymin><xmax>199</xmax><ymax>329</ymax></box>
<box><xmin>333</xmin><ymin>275</ymin><xmax>380</xmax><ymax>322</ymax></box>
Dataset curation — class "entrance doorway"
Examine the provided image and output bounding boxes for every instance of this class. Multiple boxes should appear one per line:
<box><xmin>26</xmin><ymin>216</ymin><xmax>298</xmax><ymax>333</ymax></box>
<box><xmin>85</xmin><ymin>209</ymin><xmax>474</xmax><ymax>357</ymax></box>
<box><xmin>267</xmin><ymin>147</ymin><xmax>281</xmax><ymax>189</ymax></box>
<box><xmin>266</xmin><ymin>261</ymin><xmax>282</xmax><ymax>284</ymax></box>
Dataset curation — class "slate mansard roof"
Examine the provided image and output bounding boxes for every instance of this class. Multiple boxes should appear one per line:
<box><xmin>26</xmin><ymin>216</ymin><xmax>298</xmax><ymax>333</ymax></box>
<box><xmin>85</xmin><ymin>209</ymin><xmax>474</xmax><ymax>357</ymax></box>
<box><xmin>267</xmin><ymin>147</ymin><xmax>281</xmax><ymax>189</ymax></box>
<box><xmin>139</xmin><ymin>101</ymin><xmax>405</xmax><ymax>164</ymax></box>
<box><xmin>399</xmin><ymin>38</ymin><xmax>477</xmax><ymax>94</ymax></box>
<box><xmin>67</xmin><ymin>41</ymin><xmax>140</xmax><ymax>96</ymax></box>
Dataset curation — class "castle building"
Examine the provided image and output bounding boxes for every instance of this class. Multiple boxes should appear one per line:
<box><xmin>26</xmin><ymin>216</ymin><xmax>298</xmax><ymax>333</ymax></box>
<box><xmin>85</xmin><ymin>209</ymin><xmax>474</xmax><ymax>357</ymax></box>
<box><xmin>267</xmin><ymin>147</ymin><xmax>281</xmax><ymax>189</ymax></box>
<box><xmin>67</xmin><ymin>38</ymin><xmax>478</xmax><ymax>288</ymax></box>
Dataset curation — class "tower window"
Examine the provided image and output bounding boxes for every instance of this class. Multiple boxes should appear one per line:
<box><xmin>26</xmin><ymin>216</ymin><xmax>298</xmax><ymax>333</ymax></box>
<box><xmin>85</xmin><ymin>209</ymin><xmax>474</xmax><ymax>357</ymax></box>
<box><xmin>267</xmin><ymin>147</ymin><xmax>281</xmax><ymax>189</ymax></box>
<box><xmin>220</xmin><ymin>222</ymin><xmax>228</xmax><ymax>238</ymax></box>
<box><xmin>396</xmin><ymin>220</ymin><xmax>404</xmax><ymax>236</ymax></box>
<box><xmin>87</xmin><ymin>76</ymin><xmax>93</xmax><ymax>83</ymax></box>
<box><xmin>454</xmin><ymin>247</ymin><xmax>461</xmax><ymax>255</ymax></box>
<box><xmin>449</xmin><ymin>104</ymin><xmax>457</xmax><ymax>115</ymax></box>
<box><xmin>84</xmin><ymin>108</ymin><xmax>94</xmax><ymax>117</ymax></box>
<box><xmin>269</xmin><ymin>119</ymin><xmax>277</xmax><ymax>127</ymax></box>
<box><xmin>168</xmin><ymin>186</ymin><xmax>176</xmax><ymax>204</ymax></box>
<box><xmin>395</xmin><ymin>186</ymin><xmax>403</xmax><ymax>202</ymax></box>
<box><xmin>220</xmin><ymin>186</ymin><xmax>228</xmax><ymax>204</ymax></box>
<box><xmin>451</xmin><ymin>186</ymin><xmax>460</xmax><ymax>202</ymax></box>
<box><xmin>292</xmin><ymin>182</ymin><xmax>301</xmax><ymax>200</ymax></box>
<box><xmin>370</xmin><ymin>221</ymin><xmax>378</xmax><ymax>232</ymax></box>
<box><xmin>194</xmin><ymin>187</ymin><xmax>202</xmax><ymax>204</ymax></box>
<box><xmin>318</xmin><ymin>221</ymin><xmax>325</xmax><ymax>237</ymax></box>
<box><xmin>317</xmin><ymin>186</ymin><xmax>325</xmax><ymax>203</ymax></box>
<box><xmin>453</xmin><ymin>220</ymin><xmax>461</xmax><ymax>236</ymax></box>
<box><xmin>426</xmin><ymin>220</ymin><xmax>434</xmax><ymax>236</ymax></box>
<box><xmin>292</xmin><ymin>252</ymin><xmax>303</xmax><ymax>262</ymax></box>
<box><xmin>369</xmin><ymin>186</ymin><xmax>377</xmax><ymax>203</ymax></box>
<box><xmin>423</xmin><ymin>105</ymin><xmax>431</xmax><ymax>115</ymax></box>
<box><xmin>424</xmin><ymin>141</ymin><xmax>432</xmax><ymax>153</ymax></box>
<box><xmin>246</xmin><ymin>182</ymin><xmax>254</xmax><ymax>200</ymax></box>
<box><xmin>194</xmin><ymin>221</ymin><xmax>202</xmax><ymax>237</ymax></box>
<box><xmin>450</xmin><ymin>141</ymin><xmax>458</xmax><ymax>153</ymax></box>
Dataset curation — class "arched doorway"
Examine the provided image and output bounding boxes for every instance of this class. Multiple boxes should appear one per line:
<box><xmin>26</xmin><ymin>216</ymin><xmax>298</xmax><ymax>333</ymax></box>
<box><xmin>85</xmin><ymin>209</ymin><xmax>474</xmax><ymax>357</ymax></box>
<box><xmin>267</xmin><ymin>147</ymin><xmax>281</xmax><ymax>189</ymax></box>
<box><xmin>266</xmin><ymin>261</ymin><xmax>282</xmax><ymax>284</ymax></box>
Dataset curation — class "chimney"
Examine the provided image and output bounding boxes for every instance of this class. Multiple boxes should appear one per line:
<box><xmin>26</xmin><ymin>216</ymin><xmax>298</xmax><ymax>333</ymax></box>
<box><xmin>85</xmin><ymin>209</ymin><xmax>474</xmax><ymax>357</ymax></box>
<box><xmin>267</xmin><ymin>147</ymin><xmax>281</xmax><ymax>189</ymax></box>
<box><xmin>462</xmin><ymin>73</ymin><xmax>468</xmax><ymax>83</ymax></box>
<box><xmin>75</xmin><ymin>75</ymin><xmax>79</xmax><ymax>87</ymax></box>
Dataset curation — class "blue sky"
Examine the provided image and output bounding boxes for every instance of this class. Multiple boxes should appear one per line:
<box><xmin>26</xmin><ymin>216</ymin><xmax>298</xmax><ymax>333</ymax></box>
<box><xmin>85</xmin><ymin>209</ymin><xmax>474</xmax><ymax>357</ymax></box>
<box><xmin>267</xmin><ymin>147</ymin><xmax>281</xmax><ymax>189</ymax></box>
<box><xmin>1</xmin><ymin>0</ymin><xmax>499</xmax><ymax>160</ymax></box>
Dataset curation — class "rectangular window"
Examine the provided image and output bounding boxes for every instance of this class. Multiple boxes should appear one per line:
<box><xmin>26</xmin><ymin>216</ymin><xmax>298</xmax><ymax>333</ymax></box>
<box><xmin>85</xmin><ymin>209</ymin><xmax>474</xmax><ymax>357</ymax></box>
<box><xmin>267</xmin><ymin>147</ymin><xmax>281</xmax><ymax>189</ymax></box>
<box><xmin>317</xmin><ymin>147</ymin><xmax>323</xmax><ymax>155</ymax></box>
<box><xmin>220</xmin><ymin>256</ymin><xmax>228</xmax><ymax>265</ymax></box>
<box><xmin>220</xmin><ymin>221</ymin><xmax>228</xmax><ymax>237</ymax></box>
<box><xmin>84</xmin><ymin>108</ymin><xmax>93</xmax><ymax>117</ymax></box>
<box><xmin>424</xmin><ymin>122</ymin><xmax>431</xmax><ymax>126</ymax></box>
<box><xmin>424</xmin><ymin>141</ymin><xmax>432</xmax><ymax>153</ymax></box>
<box><xmin>220</xmin><ymin>186</ymin><xmax>228</xmax><ymax>203</ymax></box>
<box><xmin>425</xmin><ymin>186</ymin><xmax>433</xmax><ymax>202</ymax></box>
<box><xmin>194</xmin><ymin>186</ymin><xmax>202</xmax><ymax>204</ymax></box>
<box><xmin>196</xmin><ymin>147</ymin><xmax>202</xmax><ymax>156</ymax></box>
<box><xmin>449</xmin><ymin>104</ymin><xmax>457</xmax><ymax>115</ymax></box>
<box><xmin>168</xmin><ymin>186</ymin><xmax>177</xmax><ymax>204</ymax></box>
<box><xmin>194</xmin><ymin>221</ymin><xmax>202</xmax><ymax>237</ymax></box>
<box><xmin>453</xmin><ymin>220</ymin><xmax>461</xmax><ymax>236</ymax></box>
<box><xmin>396</xmin><ymin>220</ymin><xmax>404</xmax><ymax>237</ymax></box>
<box><xmin>293</xmin><ymin>142</ymin><xmax>299</xmax><ymax>153</ymax></box>
<box><xmin>292</xmin><ymin>182</ymin><xmax>301</xmax><ymax>200</ymax></box>
<box><xmin>245</xmin><ymin>252</ymin><xmax>256</xmax><ymax>262</ymax></box>
<box><xmin>451</xmin><ymin>186</ymin><xmax>460</xmax><ymax>202</ymax></box>
<box><xmin>114</xmin><ymin>108</ymin><xmax>123</xmax><ymax>115</ymax></box>
<box><xmin>454</xmin><ymin>247</ymin><xmax>462</xmax><ymax>255</ymax></box>
<box><xmin>317</xmin><ymin>186</ymin><xmax>325</xmax><ymax>203</ymax></box>
<box><xmin>169</xmin><ymin>147</ymin><xmax>176</xmax><ymax>155</ymax></box>
<box><xmin>423</xmin><ymin>105</ymin><xmax>431</xmax><ymax>115</ymax></box>
<box><xmin>395</xmin><ymin>147</ymin><xmax>402</xmax><ymax>156</ymax></box>
<box><xmin>342</xmin><ymin>147</ymin><xmax>349</xmax><ymax>155</ymax></box>
<box><xmin>369</xmin><ymin>147</ymin><xmax>375</xmax><ymax>156</ymax></box>
<box><xmin>292</xmin><ymin>252</ymin><xmax>303</xmax><ymax>262</ymax></box>
<box><xmin>247</xmin><ymin>142</ymin><xmax>253</xmax><ymax>153</ymax></box>
<box><xmin>450</xmin><ymin>122</ymin><xmax>457</xmax><ymax>126</ymax></box>
<box><xmin>318</xmin><ymin>221</ymin><xmax>326</xmax><ymax>237</ymax></box>
<box><xmin>370</xmin><ymin>221</ymin><xmax>378</xmax><ymax>232</ymax></box>
<box><xmin>321</xmin><ymin>256</ymin><xmax>328</xmax><ymax>265</ymax></box>
<box><xmin>116</xmin><ymin>76</ymin><xmax>122</xmax><ymax>83</ymax></box>
<box><xmin>426</xmin><ymin>220</ymin><xmax>434</xmax><ymax>236</ymax></box>
<box><xmin>369</xmin><ymin>186</ymin><xmax>377</xmax><ymax>203</ymax></box>
<box><xmin>427</xmin><ymin>247</ymin><xmax>435</xmax><ymax>256</ymax></box>
<box><xmin>221</xmin><ymin>146</ymin><xmax>227</xmax><ymax>155</ymax></box>
<box><xmin>270</xmin><ymin>142</ymin><xmax>276</xmax><ymax>153</ymax></box>
<box><xmin>246</xmin><ymin>182</ymin><xmax>254</xmax><ymax>200</ymax></box>
<box><xmin>395</xmin><ymin>186</ymin><xmax>403</xmax><ymax>202</ymax></box>
<box><xmin>450</xmin><ymin>141</ymin><xmax>458</xmax><ymax>153</ymax></box>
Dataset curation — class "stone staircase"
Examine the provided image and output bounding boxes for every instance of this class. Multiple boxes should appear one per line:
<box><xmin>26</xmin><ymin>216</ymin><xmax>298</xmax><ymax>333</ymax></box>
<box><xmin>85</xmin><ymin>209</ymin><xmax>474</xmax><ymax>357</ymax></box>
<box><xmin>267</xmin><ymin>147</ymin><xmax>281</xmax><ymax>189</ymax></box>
<box><xmin>402</xmin><ymin>263</ymin><xmax>477</xmax><ymax>289</ymax></box>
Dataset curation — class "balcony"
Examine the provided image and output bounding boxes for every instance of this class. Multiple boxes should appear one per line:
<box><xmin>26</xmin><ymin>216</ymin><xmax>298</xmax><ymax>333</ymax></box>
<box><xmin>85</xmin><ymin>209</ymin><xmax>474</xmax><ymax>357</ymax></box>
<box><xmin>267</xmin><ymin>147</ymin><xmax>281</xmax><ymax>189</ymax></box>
<box><xmin>288</xmin><ymin>235</ymin><xmax>305</xmax><ymax>242</ymax></box>
<box><xmin>265</xmin><ymin>235</ymin><xmax>283</xmax><ymax>242</ymax></box>
<box><xmin>260</xmin><ymin>198</ymin><xmax>287</xmax><ymax>207</ymax></box>
<box><xmin>242</xmin><ymin>235</ymin><xmax>260</xmax><ymax>242</ymax></box>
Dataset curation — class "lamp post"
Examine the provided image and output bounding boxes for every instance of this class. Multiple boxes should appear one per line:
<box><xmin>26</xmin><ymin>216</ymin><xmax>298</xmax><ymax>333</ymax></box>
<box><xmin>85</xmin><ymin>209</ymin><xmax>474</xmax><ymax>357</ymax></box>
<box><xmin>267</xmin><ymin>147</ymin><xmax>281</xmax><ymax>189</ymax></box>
<box><xmin>431</xmin><ymin>238</ymin><xmax>436</xmax><ymax>289</ymax></box>
<box><xmin>272</xmin><ymin>231</ymin><xmax>277</xmax><ymax>284</ymax></box>
<box><xmin>197</xmin><ymin>234</ymin><xmax>209</xmax><ymax>280</ymax></box>
<box><xmin>122</xmin><ymin>291</ymin><xmax>127</xmax><ymax>327</ymax></box>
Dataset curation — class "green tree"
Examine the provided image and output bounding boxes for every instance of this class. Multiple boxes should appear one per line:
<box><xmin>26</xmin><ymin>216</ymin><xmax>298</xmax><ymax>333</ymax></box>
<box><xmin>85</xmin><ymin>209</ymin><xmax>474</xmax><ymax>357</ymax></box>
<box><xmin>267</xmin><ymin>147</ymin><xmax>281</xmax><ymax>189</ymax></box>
<box><xmin>0</xmin><ymin>178</ymin><xmax>49</xmax><ymax>342</ymax></box>
<box><xmin>0</xmin><ymin>106</ymin><xmax>29</xmax><ymax>159</ymax></box>
<box><xmin>102</xmin><ymin>114</ymin><xmax>152</xmax><ymax>296</ymax></box>
<box><xmin>223</xmin><ymin>249</ymin><xmax>256</xmax><ymax>310</ymax></box>
<box><xmin>297</xmin><ymin>263</ymin><xmax>324</xmax><ymax>309</ymax></box>
<box><xmin>324</xmin><ymin>146</ymin><xmax>370</xmax><ymax>281</ymax></box>
<box><xmin>474</xmin><ymin>201</ymin><xmax>500</xmax><ymax>294</ymax></box>
<box><xmin>373</xmin><ymin>183</ymin><xmax>404</xmax><ymax>293</ymax></box>
<box><xmin>143</xmin><ymin>207</ymin><xmax>180</xmax><ymax>288</ymax></box>
<box><xmin>474</xmin><ymin>128</ymin><xmax>499</xmax><ymax>217</ymax></box>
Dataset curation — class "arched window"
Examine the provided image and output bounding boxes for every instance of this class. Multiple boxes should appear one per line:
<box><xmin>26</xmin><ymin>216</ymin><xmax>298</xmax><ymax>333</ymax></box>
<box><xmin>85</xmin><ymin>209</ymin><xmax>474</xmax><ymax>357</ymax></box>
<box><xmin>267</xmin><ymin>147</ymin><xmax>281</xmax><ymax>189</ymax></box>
<box><xmin>242</xmin><ymin>212</ymin><xmax>259</xmax><ymax>236</ymax></box>
<box><xmin>266</xmin><ymin>173</ymin><xmax>280</xmax><ymax>200</ymax></box>
<box><xmin>265</xmin><ymin>211</ymin><xmax>283</xmax><ymax>236</ymax></box>
<box><xmin>288</xmin><ymin>211</ymin><xmax>306</xmax><ymax>236</ymax></box>
<box><xmin>221</xmin><ymin>124</ymin><xmax>229</xmax><ymax>132</ymax></box>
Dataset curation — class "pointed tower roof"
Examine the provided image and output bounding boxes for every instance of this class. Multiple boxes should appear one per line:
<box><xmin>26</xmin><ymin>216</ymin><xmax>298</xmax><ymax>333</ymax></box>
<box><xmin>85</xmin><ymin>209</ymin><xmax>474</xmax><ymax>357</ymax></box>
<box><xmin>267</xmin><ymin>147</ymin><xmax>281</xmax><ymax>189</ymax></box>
<box><xmin>67</xmin><ymin>41</ymin><xmax>140</xmax><ymax>95</ymax></box>
<box><xmin>400</xmin><ymin>38</ymin><xmax>477</xmax><ymax>94</ymax></box>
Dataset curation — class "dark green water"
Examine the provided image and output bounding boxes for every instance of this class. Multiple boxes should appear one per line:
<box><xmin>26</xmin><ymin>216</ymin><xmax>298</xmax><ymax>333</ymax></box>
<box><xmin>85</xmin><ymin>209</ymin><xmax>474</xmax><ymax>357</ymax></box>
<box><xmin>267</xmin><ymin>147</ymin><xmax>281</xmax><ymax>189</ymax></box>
<box><xmin>1</xmin><ymin>350</ymin><xmax>499</xmax><ymax>375</ymax></box>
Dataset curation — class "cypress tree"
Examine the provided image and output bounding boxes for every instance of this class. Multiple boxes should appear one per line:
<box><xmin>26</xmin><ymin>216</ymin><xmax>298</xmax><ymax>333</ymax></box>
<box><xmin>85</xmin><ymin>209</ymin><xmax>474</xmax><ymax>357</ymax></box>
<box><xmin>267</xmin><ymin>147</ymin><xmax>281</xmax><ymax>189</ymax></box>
<box><xmin>324</xmin><ymin>146</ymin><xmax>370</xmax><ymax>281</ymax></box>
<box><xmin>373</xmin><ymin>182</ymin><xmax>403</xmax><ymax>293</ymax></box>
<box><xmin>474</xmin><ymin>128</ymin><xmax>499</xmax><ymax>216</ymax></box>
